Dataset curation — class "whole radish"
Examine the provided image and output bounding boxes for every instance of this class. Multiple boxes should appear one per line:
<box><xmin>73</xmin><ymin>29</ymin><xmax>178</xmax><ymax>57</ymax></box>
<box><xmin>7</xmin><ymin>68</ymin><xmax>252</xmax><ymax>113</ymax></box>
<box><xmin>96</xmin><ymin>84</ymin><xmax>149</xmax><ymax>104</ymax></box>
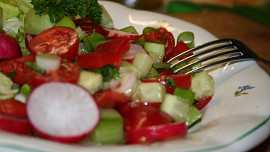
<box><xmin>27</xmin><ymin>82</ymin><xmax>100</xmax><ymax>143</ymax></box>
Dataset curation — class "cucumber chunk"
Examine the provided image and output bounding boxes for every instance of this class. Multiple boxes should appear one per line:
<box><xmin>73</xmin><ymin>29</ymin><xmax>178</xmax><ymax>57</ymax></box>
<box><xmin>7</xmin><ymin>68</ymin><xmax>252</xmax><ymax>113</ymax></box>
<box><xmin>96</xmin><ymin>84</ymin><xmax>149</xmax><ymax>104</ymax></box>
<box><xmin>54</xmin><ymin>16</ymin><xmax>76</xmax><ymax>29</ymax></box>
<box><xmin>77</xmin><ymin>70</ymin><xmax>103</xmax><ymax>94</ymax></box>
<box><xmin>190</xmin><ymin>71</ymin><xmax>214</xmax><ymax>100</ymax></box>
<box><xmin>139</xmin><ymin>82</ymin><xmax>166</xmax><ymax>103</ymax></box>
<box><xmin>88</xmin><ymin>109</ymin><xmax>125</xmax><ymax>145</ymax></box>
<box><xmin>186</xmin><ymin>106</ymin><xmax>202</xmax><ymax>127</ymax></box>
<box><xmin>160</xmin><ymin>94</ymin><xmax>191</xmax><ymax>122</ymax></box>
<box><xmin>144</xmin><ymin>42</ymin><xmax>165</xmax><ymax>63</ymax></box>
<box><xmin>132</xmin><ymin>52</ymin><xmax>154</xmax><ymax>78</ymax></box>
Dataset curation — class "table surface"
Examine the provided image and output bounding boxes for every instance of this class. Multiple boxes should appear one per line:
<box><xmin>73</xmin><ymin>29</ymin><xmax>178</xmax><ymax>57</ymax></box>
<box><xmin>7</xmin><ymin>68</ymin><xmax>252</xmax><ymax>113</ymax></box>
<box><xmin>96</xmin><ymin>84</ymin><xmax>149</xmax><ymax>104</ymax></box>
<box><xmin>169</xmin><ymin>10</ymin><xmax>270</xmax><ymax>152</ymax></box>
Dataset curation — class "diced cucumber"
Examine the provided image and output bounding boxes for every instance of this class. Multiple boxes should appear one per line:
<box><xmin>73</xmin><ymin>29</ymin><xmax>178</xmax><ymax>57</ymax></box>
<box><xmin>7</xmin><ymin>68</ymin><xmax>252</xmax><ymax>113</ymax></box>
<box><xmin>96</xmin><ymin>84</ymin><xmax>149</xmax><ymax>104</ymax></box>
<box><xmin>120</xmin><ymin>61</ymin><xmax>142</xmax><ymax>79</ymax></box>
<box><xmin>174</xmin><ymin>87</ymin><xmax>195</xmax><ymax>104</ymax></box>
<box><xmin>100</xmin><ymin>5</ymin><xmax>114</xmax><ymax>29</ymax></box>
<box><xmin>139</xmin><ymin>82</ymin><xmax>166</xmax><ymax>103</ymax></box>
<box><xmin>75</xmin><ymin>26</ymin><xmax>85</xmax><ymax>41</ymax></box>
<box><xmin>35</xmin><ymin>54</ymin><xmax>61</xmax><ymax>72</ymax></box>
<box><xmin>160</xmin><ymin>94</ymin><xmax>191</xmax><ymax>122</ymax></box>
<box><xmin>120</xmin><ymin>26</ymin><xmax>139</xmax><ymax>34</ymax></box>
<box><xmin>83</xmin><ymin>32</ymin><xmax>106</xmax><ymax>52</ymax></box>
<box><xmin>190</xmin><ymin>71</ymin><xmax>215</xmax><ymax>100</ymax></box>
<box><xmin>144</xmin><ymin>42</ymin><xmax>165</xmax><ymax>63</ymax></box>
<box><xmin>147</xmin><ymin>67</ymin><xmax>160</xmax><ymax>78</ymax></box>
<box><xmin>186</xmin><ymin>106</ymin><xmax>202</xmax><ymax>127</ymax></box>
<box><xmin>89</xmin><ymin>109</ymin><xmax>125</xmax><ymax>145</ymax></box>
<box><xmin>77</xmin><ymin>70</ymin><xmax>103</xmax><ymax>94</ymax></box>
<box><xmin>24</xmin><ymin>9</ymin><xmax>54</xmax><ymax>35</ymax></box>
<box><xmin>20</xmin><ymin>84</ymin><xmax>32</xmax><ymax>96</ymax></box>
<box><xmin>132</xmin><ymin>52</ymin><xmax>154</xmax><ymax>78</ymax></box>
<box><xmin>54</xmin><ymin>16</ymin><xmax>76</xmax><ymax>29</ymax></box>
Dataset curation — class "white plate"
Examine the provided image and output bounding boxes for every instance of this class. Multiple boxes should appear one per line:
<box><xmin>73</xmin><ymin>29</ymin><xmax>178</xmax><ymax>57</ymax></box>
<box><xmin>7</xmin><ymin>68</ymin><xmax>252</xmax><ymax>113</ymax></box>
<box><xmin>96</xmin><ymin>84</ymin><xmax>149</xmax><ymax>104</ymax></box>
<box><xmin>0</xmin><ymin>1</ymin><xmax>269</xmax><ymax>152</ymax></box>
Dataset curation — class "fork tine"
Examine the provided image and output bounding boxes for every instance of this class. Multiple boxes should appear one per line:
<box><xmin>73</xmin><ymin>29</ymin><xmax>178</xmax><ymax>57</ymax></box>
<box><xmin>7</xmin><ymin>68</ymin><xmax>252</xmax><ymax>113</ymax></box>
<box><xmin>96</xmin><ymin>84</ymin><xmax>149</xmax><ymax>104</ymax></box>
<box><xmin>167</xmin><ymin>39</ymin><xmax>232</xmax><ymax>64</ymax></box>
<box><xmin>170</xmin><ymin>44</ymin><xmax>236</xmax><ymax>69</ymax></box>
<box><xmin>185</xmin><ymin>56</ymin><xmax>251</xmax><ymax>74</ymax></box>
<box><xmin>173</xmin><ymin>48</ymin><xmax>241</xmax><ymax>73</ymax></box>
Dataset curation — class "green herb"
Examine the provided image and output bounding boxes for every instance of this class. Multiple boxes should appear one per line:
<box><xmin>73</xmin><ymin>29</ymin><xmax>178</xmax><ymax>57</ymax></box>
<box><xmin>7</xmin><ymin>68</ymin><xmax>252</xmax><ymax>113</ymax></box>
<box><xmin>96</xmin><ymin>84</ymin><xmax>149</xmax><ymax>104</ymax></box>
<box><xmin>31</xmin><ymin>0</ymin><xmax>103</xmax><ymax>24</ymax></box>
<box><xmin>165</xmin><ymin>78</ymin><xmax>176</xmax><ymax>88</ymax></box>
<box><xmin>93</xmin><ymin>64</ymin><xmax>119</xmax><ymax>82</ymax></box>
<box><xmin>25</xmin><ymin>62</ymin><xmax>46</xmax><ymax>74</ymax></box>
<box><xmin>7</xmin><ymin>71</ymin><xmax>16</xmax><ymax>80</ymax></box>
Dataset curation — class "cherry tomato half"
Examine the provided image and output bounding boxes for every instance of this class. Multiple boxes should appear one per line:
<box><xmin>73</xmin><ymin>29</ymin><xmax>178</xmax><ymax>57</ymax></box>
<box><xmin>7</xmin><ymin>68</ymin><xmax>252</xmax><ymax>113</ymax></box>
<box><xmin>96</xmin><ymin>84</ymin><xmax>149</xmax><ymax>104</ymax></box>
<box><xmin>142</xmin><ymin>74</ymin><xmax>191</xmax><ymax>94</ymax></box>
<box><xmin>24</xmin><ymin>61</ymin><xmax>81</xmax><ymax>88</ymax></box>
<box><xmin>123</xmin><ymin>106</ymin><xmax>173</xmax><ymax>131</ymax></box>
<box><xmin>125</xmin><ymin>122</ymin><xmax>187</xmax><ymax>144</ymax></box>
<box><xmin>0</xmin><ymin>99</ymin><xmax>27</xmax><ymax>118</ymax></box>
<box><xmin>0</xmin><ymin>55</ymin><xmax>34</xmax><ymax>84</ymax></box>
<box><xmin>93</xmin><ymin>90</ymin><xmax>130</xmax><ymax>109</ymax></box>
<box><xmin>28</xmin><ymin>26</ymin><xmax>79</xmax><ymax>61</ymax></box>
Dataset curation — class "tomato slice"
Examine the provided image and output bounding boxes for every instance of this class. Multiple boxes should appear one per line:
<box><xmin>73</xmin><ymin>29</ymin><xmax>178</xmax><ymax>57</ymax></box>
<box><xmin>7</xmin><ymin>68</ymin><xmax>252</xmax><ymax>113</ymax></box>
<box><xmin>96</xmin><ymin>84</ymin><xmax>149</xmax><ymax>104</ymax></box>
<box><xmin>125</xmin><ymin>122</ymin><xmax>187</xmax><ymax>144</ymax></box>
<box><xmin>117</xmin><ymin>101</ymin><xmax>161</xmax><ymax>116</ymax></box>
<box><xmin>194</xmin><ymin>96</ymin><xmax>212</xmax><ymax>110</ymax></box>
<box><xmin>0</xmin><ymin>99</ymin><xmax>27</xmax><ymax>118</ymax></box>
<box><xmin>123</xmin><ymin>106</ymin><xmax>173</xmax><ymax>131</ymax></box>
<box><xmin>0</xmin><ymin>55</ymin><xmax>34</xmax><ymax>84</ymax></box>
<box><xmin>76</xmin><ymin>38</ymin><xmax>130</xmax><ymax>69</ymax></box>
<box><xmin>28</xmin><ymin>26</ymin><xmax>79</xmax><ymax>61</ymax></box>
<box><xmin>0</xmin><ymin>115</ymin><xmax>33</xmax><ymax>135</ymax></box>
<box><xmin>93</xmin><ymin>90</ymin><xmax>130</xmax><ymax>108</ymax></box>
<box><xmin>158</xmin><ymin>27</ymin><xmax>175</xmax><ymax>62</ymax></box>
<box><xmin>24</xmin><ymin>61</ymin><xmax>81</xmax><ymax>88</ymax></box>
<box><xmin>73</xmin><ymin>17</ymin><xmax>106</xmax><ymax>36</ymax></box>
<box><xmin>144</xmin><ymin>31</ymin><xmax>164</xmax><ymax>43</ymax></box>
<box><xmin>142</xmin><ymin>74</ymin><xmax>191</xmax><ymax>94</ymax></box>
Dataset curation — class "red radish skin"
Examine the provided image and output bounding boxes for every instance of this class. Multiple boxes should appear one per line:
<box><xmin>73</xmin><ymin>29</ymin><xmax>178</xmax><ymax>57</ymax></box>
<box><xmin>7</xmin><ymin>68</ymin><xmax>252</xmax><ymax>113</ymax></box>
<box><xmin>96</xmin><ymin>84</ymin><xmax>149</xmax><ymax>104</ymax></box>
<box><xmin>0</xmin><ymin>33</ymin><xmax>21</xmax><ymax>59</ymax></box>
<box><xmin>0</xmin><ymin>115</ymin><xmax>33</xmax><ymax>135</ymax></box>
<box><xmin>122</xmin><ymin>43</ymin><xmax>148</xmax><ymax>63</ymax></box>
<box><xmin>27</xmin><ymin>82</ymin><xmax>100</xmax><ymax>143</ymax></box>
<box><xmin>103</xmin><ymin>28</ymin><xmax>142</xmax><ymax>41</ymax></box>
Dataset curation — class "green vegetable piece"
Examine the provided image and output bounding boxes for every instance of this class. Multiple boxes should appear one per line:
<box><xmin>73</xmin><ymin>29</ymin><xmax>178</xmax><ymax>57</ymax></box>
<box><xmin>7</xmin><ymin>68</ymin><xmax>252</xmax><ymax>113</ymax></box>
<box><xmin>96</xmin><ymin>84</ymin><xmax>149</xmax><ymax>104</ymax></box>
<box><xmin>93</xmin><ymin>64</ymin><xmax>119</xmax><ymax>82</ymax></box>
<box><xmin>25</xmin><ymin>62</ymin><xmax>45</xmax><ymax>74</ymax></box>
<box><xmin>186</xmin><ymin>106</ymin><xmax>202</xmax><ymax>127</ymax></box>
<box><xmin>152</xmin><ymin>62</ymin><xmax>171</xmax><ymax>69</ymax></box>
<box><xmin>144</xmin><ymin>42</ymin><xmax>165</xmax><ymax>63</ymax></box>
<box><xmin>174</xmin><ymin>87</ymin><xmax>195</xmax><ymax>104</ymax></box>
<box><xmin>83</xmin><ymin>32</ymin><xmax>106</xmax><ymax>52</ymax></box>
<box><xmin>160</xmin><ymin>94</ymin><xmax>191</xmax><ymax>122</ymax></box>
<box><xmin>89</xmin><ymin>109</ymin><xmax>125</xmax><ymax>145</ymax></box>
<box><xmin>31</xmin><ymin>0</ymin><xmax>102</xmax><ymax>24</ymax></box>
<box><xmin>177</xmin><ymin>31</ymin><xmax>195</xmax><ymax>48</ymax></box>
<box><xmin>20</xmin><ymin>84</ymin><xmax>32</xmax><ymax>96</ymax></box>
<box><xmin>14</xmin><ymin>0</ymin><xmax>33</xmax><ymax>14</ymax></box>
<box><xmin>120</xmin><ymin>26</ymin><xmax>139</xmax><ymax>34</ymax></box>
<box><xmin>100</xmin><ymin>5</ymin><xmax>114</xmax><ymax>28</ymax></box>
<box><xmin>0</xmin><ymin>72</ymin><xmax>19</xmax><ymax>100</ymax></box>
<box><xmin>120</xmin><ymin>61</ymin><xmax>142</xmax><ymax>79</ymax></box>
<box><xmin>0</xmin><ymin>0</ymin><xmax>20</xmax><ymax>19</ymax></box>
<box><xmin>147</xmin><ymin>67</ymin><xmax>160</xmax><ymax>78</ymax></box>
<box><xmin>24</xmin><ymin>9</ymin><xmax>53</xmax><ymax>35</ymax></box>
<box><xmin>132</xmin><ymin>37</ymin><xmax>145</xmax><ymax>46</ymax></box>
<box><xmin>54</xmin><ymin>16</ymin><xmax>76</xmax><ymax>29</ymax></box>
<box><xmin>75</xmin><ymin>26</ymin><xmax>85</xmax><ymax>40</ymax></box>
<box><xmin>143</xmin><ymin>27</ymin><xmax>165</xmax><ymax>44</ymax></box>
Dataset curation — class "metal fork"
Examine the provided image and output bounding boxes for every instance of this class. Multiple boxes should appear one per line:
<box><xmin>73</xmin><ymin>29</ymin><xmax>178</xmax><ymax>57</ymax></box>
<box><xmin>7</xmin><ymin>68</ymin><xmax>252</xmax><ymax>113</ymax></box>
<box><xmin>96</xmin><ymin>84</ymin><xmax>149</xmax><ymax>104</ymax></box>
<box><xmin>167</xmin><ymin>38</ymin><xmax>270</xmax><ymax>74</ymax></box>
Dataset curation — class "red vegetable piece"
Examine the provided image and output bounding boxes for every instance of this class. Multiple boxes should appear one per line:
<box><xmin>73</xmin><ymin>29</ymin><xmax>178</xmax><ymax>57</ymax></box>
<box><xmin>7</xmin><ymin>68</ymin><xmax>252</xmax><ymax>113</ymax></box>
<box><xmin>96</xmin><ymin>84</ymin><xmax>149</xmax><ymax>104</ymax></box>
<box><xmin>0</xmin><ymin>33</ymin><xmax>21</xmax><ymax>59</ymax></box>
<box><xmin>117</xmin><ymin>101</ymin><xmax>161</xmax><ymax>116</ymax></box>
<box><xmin>93</xmin><ymin>90</ymin><xmax>130</xmax><ymax>108</ymax></box>
<box><xmin>73</xmin><ymin>17</ymin><xmax>106</xmax><ymax>36</ymax></box>
<box><xmin>194</xmin><ymin>96</ymin><xmax>212</xmax><ymax>110</ymax></box>
<box><xmin>28</xmin><ymin>26</ymin><xmax>79</xmax><ymax>61</ymax></box>
<box><xmin>0</xmin><ymin>99</ymin><xmax>27</xmax><ymax>118</ymax></box>
<box><xmin>142</xmin><ymin>74</ymin><xmax>192</xmax><ymax>94</ymax></box>
<box><xmin>123</xmin><ymin>106</ymin><xmax>173</xmax><ymax>131</ymax></box>
<box><xmin>158</xmin><ymin>27</ymin><xmax>175</xmax><ymax>62</ymax></box>
<box><xmin>125</xmin><ymin>122</ymin><xmax>187</xmax><ymax>144</ymax></box>
<box><xmin>24</xmin><ymin>61</ymin><xmax>81</xmax><ymax>88</ymax></box>
<box><xmin>0</xmin><ymin>115</ymin><xmax>33</xmax><ymax>135</ymax></box>
<box><xmin>0</xmin><ymin>55</ymin><xmax>34</xmax><ymax>84</ymax></box>
<box><xmin>77</xmin><ymin>38</ymin><xmax>130</xmax><ymax>69</ymax></box>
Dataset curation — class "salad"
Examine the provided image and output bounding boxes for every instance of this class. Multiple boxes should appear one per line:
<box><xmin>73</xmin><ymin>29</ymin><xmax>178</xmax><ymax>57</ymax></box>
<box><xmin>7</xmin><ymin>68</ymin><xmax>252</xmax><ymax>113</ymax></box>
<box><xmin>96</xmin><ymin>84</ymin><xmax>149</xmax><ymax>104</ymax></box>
<box><xmin>0</xmin><ymin>0</ymin><xmax>214</xmax><ymax>145</ymax></box>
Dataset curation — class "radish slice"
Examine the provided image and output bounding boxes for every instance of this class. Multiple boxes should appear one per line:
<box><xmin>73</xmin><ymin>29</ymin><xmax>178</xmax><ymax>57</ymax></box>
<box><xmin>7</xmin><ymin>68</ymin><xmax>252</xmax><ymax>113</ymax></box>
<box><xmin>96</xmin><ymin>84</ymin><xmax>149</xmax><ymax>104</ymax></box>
<box><xmin>122</xmin><ymin>43</ymin><xmax>148</xmax><ymax>63</ymax></box>
<box><xmin>27</xmin><ymin>82</ymin><xmax>100</xmax><ymax>143</ymax></box>
<box><xmin>103</xmin><ymin>28</ymin><xmax>142</xmax><ymax>41</ymax></box>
